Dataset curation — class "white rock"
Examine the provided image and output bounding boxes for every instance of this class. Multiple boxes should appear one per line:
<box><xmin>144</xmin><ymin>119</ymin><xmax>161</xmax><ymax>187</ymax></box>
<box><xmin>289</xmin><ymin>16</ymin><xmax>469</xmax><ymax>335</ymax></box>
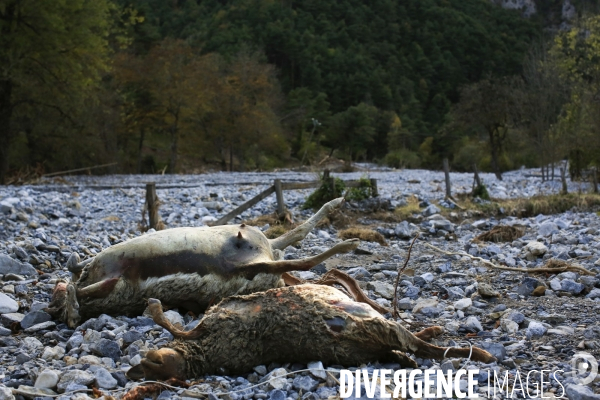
<box><xmin>501</xmin><ymin>319</ymin><xmax>519</xmax><ymax>334</ymax></box>
<box><xmin>453</xmin><ymin>298</ymin><xmax>472</xmax><ymax>311</ymax></box>
<box><xmin>35</xmin><ymin>370</ymin><xmax>60</xmax><ymax>389</ymax></box>
<box><xmin>0</xmin><ymin>384</ymin><xmax>15</xmax><ymax>400</ymax></box>
<box><xmin>0</xmin><ymin>293</ymin><xmax>18</xmax><ymax>314</ymax></box>
<box><xmin>367</xmin><ymin>281</ymin><xmax>395</xmax><ymax>299</ymax></box>
<box><xmin>41</xmin><ymin>346</ymin><xmax>65</xmax><ymax>361</ymax></box>
<box><xmin>413</xmin><ymin>298</ymin><xmax>439</xmax><ymax>314</ymax></box>
<box><xmin>22</xmin><ymin>337</ymin><xmax>43</xmax><ymax>351</ymax></box>
<box><xmin>57</xmin><ymin>370</ymin><xmax>95</xmax><ymax>393</ymax></box>
<box><xmin>308</xmin><ymin>361</ymin><xmax>327</xmax><ymax>380</ymax></box>
<box><xmin>524</xmin><ymin>241</ymin><xmax>548</xmax><ymax>256</ymax></box>
<box><xmin>262</xmin><ymin>368</ymin><xmax>288</xmax><ymax>390</ymax></box>
<box><xmin>79</xmin><ymin>355</ymin><xmax>102</xmax><ymax>365</ymax></box>
<box><xmin>538</xmin><ymin>221</ymin><xmax>558</xmax><ymax>237</ymax></box>
<box><xmin>163</xmin><ymin>310</ymin><xmax>184</xmax><ymax>327</ymax></box>
<box><xmin>129</xmin><ymin>354</ymin><xmax>142</xmax><ymax>366</ymax></box>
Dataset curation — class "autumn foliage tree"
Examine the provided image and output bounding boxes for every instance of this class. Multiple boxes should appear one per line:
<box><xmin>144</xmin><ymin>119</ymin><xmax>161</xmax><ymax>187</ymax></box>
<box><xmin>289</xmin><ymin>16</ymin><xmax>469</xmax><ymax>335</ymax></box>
<box><xmin>0</xmin><ymin>0</ymin><xmax>116</xmax><ymax>183</ymax></box>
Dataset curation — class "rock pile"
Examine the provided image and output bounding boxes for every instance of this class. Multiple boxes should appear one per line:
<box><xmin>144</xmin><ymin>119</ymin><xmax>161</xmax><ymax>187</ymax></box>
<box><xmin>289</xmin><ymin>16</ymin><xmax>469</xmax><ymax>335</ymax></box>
<box><xmin>0</xmin><ymin>167</ymin><xmax>599</xmax><ymax>399</ymax></box>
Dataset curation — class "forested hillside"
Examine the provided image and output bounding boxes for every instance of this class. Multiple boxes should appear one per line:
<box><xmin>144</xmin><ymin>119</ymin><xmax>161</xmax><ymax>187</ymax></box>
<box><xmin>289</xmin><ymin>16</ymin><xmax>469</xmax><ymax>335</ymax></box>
<box><xmin>1</xmin><ymin>0</ymin><xmax>599</xmax><ymax>182</ymax></box>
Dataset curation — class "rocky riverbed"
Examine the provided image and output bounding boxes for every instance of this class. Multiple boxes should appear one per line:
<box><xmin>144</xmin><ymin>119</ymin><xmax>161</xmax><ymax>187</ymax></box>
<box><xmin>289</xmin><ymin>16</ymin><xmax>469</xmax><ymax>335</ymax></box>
<box><xmin>0</xmin><ymin>167</ymin><xmax>599</xmax><ymax>400</ymax></box>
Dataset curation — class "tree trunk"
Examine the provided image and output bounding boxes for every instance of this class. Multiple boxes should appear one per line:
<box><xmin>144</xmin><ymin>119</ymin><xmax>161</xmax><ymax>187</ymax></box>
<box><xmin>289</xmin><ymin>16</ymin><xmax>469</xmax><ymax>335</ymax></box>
<box><xmin>489</xmin><ymin>130</ymin><xmax>503</xmax><ymax>181</ymax></box>
<box><xmin>229</xmin><ymin>145</ymin><xmax>233</xmax><ymax>172</ymax></box>
<box><xmin>137</xmin><ymin>127</ymin><xmax>145</xmax><ymax>174</ymax></box>
<box><xmin>443</xmin><ymin>158</ymin><xmax>452</xmax><ymax>199</ymax></box>
<box><xmin>168</xmin><ymin>126</ymin><xmax>178</xmax><ymax>173</ymax></box>
<box><xmin>0</xmin><ymin>79</ymin><xmax>13</xmax><ymax>184</ymax></box>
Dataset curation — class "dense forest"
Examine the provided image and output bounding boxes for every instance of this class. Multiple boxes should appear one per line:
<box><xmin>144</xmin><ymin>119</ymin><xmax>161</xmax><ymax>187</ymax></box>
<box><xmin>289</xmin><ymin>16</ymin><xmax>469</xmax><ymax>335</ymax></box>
<box><xmin>1</xmin><ymin>0</ymin><xmax>600</xmax><ymax>183</ymax></box>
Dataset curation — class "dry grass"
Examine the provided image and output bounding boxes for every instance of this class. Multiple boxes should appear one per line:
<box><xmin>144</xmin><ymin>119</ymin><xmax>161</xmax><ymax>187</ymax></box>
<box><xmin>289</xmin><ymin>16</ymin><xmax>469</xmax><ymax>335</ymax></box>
<box><xmin>474</xmin><ymin>225</ymin><xmax>524</xmax><ymax>243</ymax></box>
<box><xmin>394</xmin><ymin>195</ymin><xmax>421</xmax><ymax>220</ymax></box>
<box><xmin>458</xmin><ymin>193</ymin><xmax>600</xmax><ymax>218</ymax></box>
<box><xmin>338</xmin><ymin>227</ymin><xmax>387</xmax><ymax>246</ymax></box>
<box><xmin>244</xmin><ymin>213</ymin><xmax>296</xmax><ymax>239</ymax></box>
<box><xmin>542</xmin><ymin>258</ymin><xmax>570</xmax><ymax>270</ymax></box>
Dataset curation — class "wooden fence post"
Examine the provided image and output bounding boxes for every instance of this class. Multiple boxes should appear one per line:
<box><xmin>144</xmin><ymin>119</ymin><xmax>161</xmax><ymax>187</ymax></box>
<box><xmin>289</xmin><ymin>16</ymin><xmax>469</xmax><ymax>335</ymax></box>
<box><xmin>443</xmin><ymin>158</ymin><xmax>452</xmax><ymax>199</ymax></box>
<box><xmin>274</xmin><ymin>179</ymin><xmax>286</xmax><ymax>216</ymax></box>
<box><xmin>329</xmin><ymin>177</ymin><xmax>336</xmax><ymax>197</ymax></box>
<box><xmin>146</xmin><ymin>182</ymin><xmax>161</xmax><ymax>230</ymax></box>
<box><xmin>370</xmin><ymin>178</ymin><xmax>378</xmax><ymax>197</ymax></box>
<box><xmin>472</xmin><ymin>163</ymin><xmax>482</xmax><ymax>189</ymax></box>
<box><xmin>560</xmin><ymin>166</ymin><xmax>568</xmax><ymax>194</ymax></box>
<box><xmin>592</xmin><ymin>168</ymin><xmax>598</xmax><ymax>194</ymax></box>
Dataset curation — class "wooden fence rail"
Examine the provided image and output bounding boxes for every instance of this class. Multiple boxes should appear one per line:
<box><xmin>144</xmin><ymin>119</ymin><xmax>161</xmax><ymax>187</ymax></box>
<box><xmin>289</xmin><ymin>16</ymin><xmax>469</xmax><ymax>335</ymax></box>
<box><xmin>209</xmin><ymin>177</ymin><xmax>377</xmax><ymax>226</ymax></box>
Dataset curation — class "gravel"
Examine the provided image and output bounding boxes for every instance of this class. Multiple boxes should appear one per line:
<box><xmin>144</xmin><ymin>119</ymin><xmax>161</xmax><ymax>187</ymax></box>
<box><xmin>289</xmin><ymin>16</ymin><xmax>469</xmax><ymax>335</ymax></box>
<box><xmin>1</xmin><ymin>165</ymin><xmax>599</xmax><ymax>398</ymax></box>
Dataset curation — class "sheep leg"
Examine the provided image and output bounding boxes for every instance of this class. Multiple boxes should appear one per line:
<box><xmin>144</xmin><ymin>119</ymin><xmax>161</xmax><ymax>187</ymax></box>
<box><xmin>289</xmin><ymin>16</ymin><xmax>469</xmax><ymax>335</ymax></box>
<box><xmin>239</xmin><ymin>239</ymin><xmax>359</xmax><ymax>276</ymax></box>
<box><xmin>390</xmin><ymin>322</ymin><xmax>496</xmax><ymax>363</ymax></box>
<box><xmin>66</xmin><ymin>252</ymin><xmax>94</xmax><ymax>280</ymax></box>
<box><xmin>269</xmin><ymin>197</ymin><xmax>345</xmax><ymax>250</ymax></box>
<box><xmin>414</xmin><ymin>326</ymin><xmax>444</xmax><ymax>341</ymax></box>
<box><xmin>76</xmin><ymin>278</ymin><xmax>119</xmax><ymax>299</ymax></box>
<box><xmin>147</xmin><ymin>298</ymin><xmax>205</xmax><ymax>339</ymax></box>
<box><xmin>315</xmin><ymin>269</ymin><xmax>390</xmax><ymax>315</ymax></box>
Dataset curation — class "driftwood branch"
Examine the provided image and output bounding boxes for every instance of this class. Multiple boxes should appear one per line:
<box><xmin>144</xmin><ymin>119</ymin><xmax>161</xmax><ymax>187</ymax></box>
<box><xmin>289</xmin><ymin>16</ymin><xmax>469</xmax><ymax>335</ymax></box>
<box><xmin>424</xmin><ymin>243</ymin><xmax>594</xmax><ymax>275</ymax></box>
<box><xmin>393</xmin><ymin>233</ymin><xmax>420</xmax><ymax>319</ymax></box>
<box><xmin>42</xmin><ymin>162</ymin><xmax>118</xmax><ymax>177</ymax></box>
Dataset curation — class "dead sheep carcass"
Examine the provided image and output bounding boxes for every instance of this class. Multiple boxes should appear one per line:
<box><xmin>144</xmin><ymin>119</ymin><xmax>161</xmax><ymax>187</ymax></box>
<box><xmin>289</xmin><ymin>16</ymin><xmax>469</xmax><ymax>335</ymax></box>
<box><xmin>47</xmin><ymin>198</ymin><xmax>379</xmax><ymax>328</ymax></box>
<box><xmin>127</xmin><ymin>284</ymin><xmax>496</xmax><ymax>380</ymax></box>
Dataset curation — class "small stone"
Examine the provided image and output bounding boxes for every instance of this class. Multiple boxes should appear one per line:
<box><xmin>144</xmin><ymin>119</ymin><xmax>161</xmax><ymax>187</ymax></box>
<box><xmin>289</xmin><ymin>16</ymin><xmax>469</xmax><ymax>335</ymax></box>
<box><xmin>0</xmin><ymin>384</ymin><xmax>14</xmax><ymax>400</ymax></box>
<box><xmin>0</xmin><ymin>254</ymin><xmax>38</xmax><ymax>276</ymax></box>
<box><xmin>524</xmin><ymin>241</ymin><xmax>548</xmax><ymax>256</ymax></box>
<box><xmin>0</xmin><ymin>293</ymin><xmax>18</xmax><ymax>314</ymax></box>
<box><xmin>57</xmin><ymin>370</ymin><xmax>95</xmax><ymax>393</ymax></box>
<box><xmin>464</xmin><ymin>316</ymin><xmax>483</xmax><ymax>332</ymax></box>
<box><xmin>538</xmin><ymin>222</ymin><xmax>558</xmax><ymax>237</ymax></box>
<box><xmin>292</xmin><ymin>376</ymin><xmax>319</xmax><ymax>392</ymax></box>
<box><xmin>90</xmin><ymin>339</ymin><xmax>121</xmax><ymax>361</ymax></box>
<box><xmin>268</xmin><ymin>390</ymin><xmax>286</xmax><ymax>400</ymax></box>
<box><xmin>526</xmin><ymin>321</ymin><xmax>547</xmax><ymax>339</ymax></box>
<box><xmin>397</xmin><ymin>298</ymin><xmax>414</xmax><ymax>310</ymax></box>
<box><xmin>550</xmin><ymin>278</ymin><xmax>562</xmax><ymax>291</ymax></box>
<box><xmin>41</xmin><ymin>345</ymin><xmax>65</xmax><ymax>361</ymax></box>
<box><xmin>477</xmin><ymin>283</ymin><xmax>499</xmax><ymax>298</ymax></box>
<box><xmin>366</xmin><ymin>281</ymin><xmax>394</xmax><ymax>299</ymax></box>
<box><xmin>478</xmin><ymin>342</ymin><xmax>506</xmax><ymax>362</ymax></box>
<box><xmin>253</xmin><ymin>365</ymin><xmax>267</xmax><ymax>376</ymax></box>
<box><xmin>261</xmin><ymin>368</ymin><xmax>288</xmax><ymax>390</ymax></box>
<box><xmin>122</xmin><ymin>330</ymin><xmax>143</xmax><ymax>344</ymax></box>
<box><xmin>586</xmin><ymin>288</ymin><xmax>600</xmax><ymax>299</ymax></box>
<box><xmin>79</xmin><ymin>355</ymin><xmax>102</xmax><ymax>365</ymax></box>
<box><xmin>22</xmin><ymin>336</ymin><xmax>43</xmax><ymax>351</ymax></box>
<box><xmin>24</xmin><ymin>321</ymin><xmax>56</xmax><ymax>333</ymax></box>
<box><xmin>413</xmin><ymin>298</ymin><xmax>438</xmax><ymax>314</ymax></box>
<box><xmin>163</xmin><ymin>310</ymin><xmax>184</xmax><ymax>328</ymax></box>
<box><xmin>516</xmin><ymin>277</ymin><xmax>543</xmax><ymax>297</ymax></box>
<box><xmin>307</xmin><ymin>361</ymin><xmax>327</xmax><ymax>380</ymax></box>
<box><xmin>91</xmin><ymin>367</ymin><xmax>118</xmax><ymax>390</ymax></box>
<box><xmin>561</xmin><ymin>279</ymin><xmax>585</xmax><ymax>295</ymax></box>
<box><xmin>35</xmin><ymin>370</ymin><xmax>60</xmax><ymax>389</ymax></box>
<box><xmin>565</xmin><ymin>384</ymin><xmax>600</xmax><ymax>400</ymax></box>
<box><xmin>423</xmin><ymin>204</ymin><xmax>441</xmax><ymax>216</ymax></box>
<box><xmin>454</xmin><ymin>298</ymin><xmax>472</xmax><ymax>311</ymax></box>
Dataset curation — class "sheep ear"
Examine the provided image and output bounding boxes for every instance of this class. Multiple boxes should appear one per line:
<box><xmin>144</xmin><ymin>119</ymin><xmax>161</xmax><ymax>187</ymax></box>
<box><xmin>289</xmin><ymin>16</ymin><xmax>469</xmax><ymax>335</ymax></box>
<box><xmin>126</xmin><ymin>364</ymin><xmax>145</xmax><ymax>380</ymax></box>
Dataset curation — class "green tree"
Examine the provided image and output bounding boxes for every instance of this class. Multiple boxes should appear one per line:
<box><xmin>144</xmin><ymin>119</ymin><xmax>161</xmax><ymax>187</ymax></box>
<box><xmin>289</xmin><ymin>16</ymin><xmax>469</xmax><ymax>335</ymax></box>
<box><xmin>450</xmin><ymin>76</ymin><xmax>523</xmax><ymax>180</ymax></box>
<box><xmin>0</xmin><ymin>0</ymin><xmax>116</xmax><ymax>183</ymax></box>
